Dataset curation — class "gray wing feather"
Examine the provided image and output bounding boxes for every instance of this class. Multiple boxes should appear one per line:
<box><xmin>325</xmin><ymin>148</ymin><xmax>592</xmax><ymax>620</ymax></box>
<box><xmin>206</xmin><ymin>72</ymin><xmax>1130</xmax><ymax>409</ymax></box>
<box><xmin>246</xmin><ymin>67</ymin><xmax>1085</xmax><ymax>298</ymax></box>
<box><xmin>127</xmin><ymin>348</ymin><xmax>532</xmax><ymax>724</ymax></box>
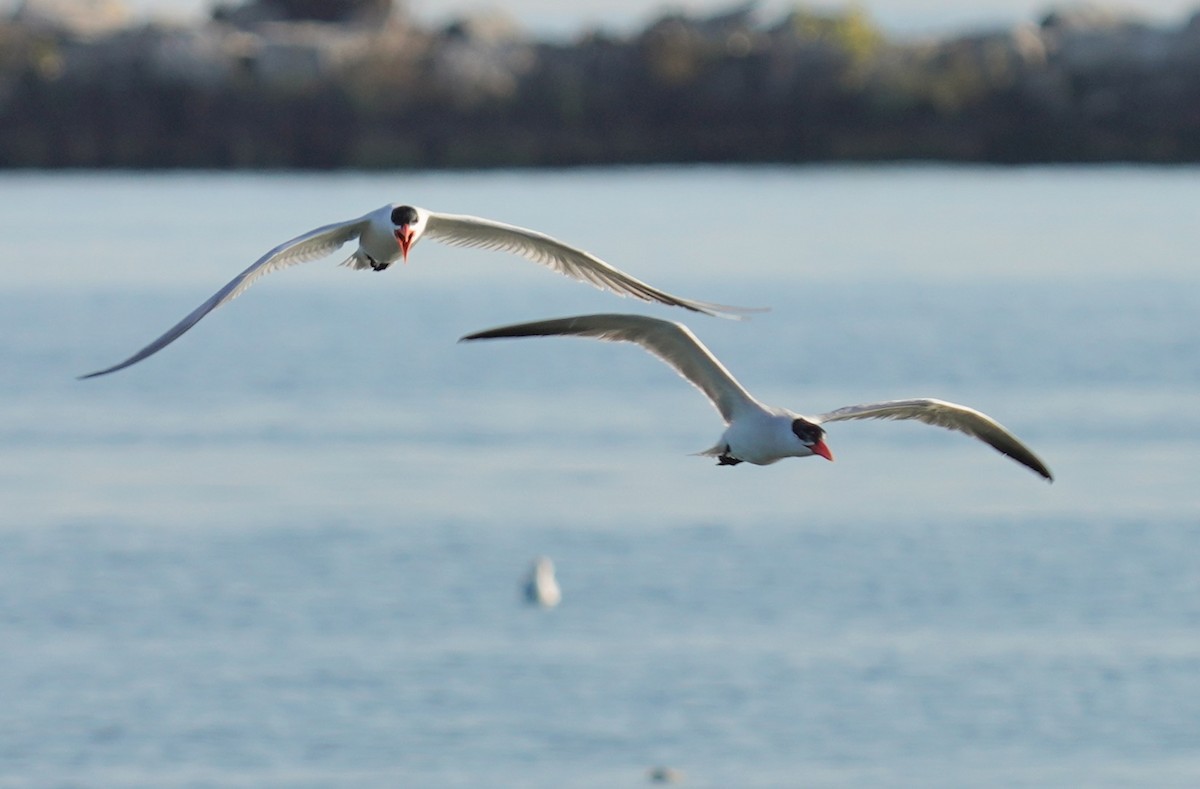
<box><xmin>816</xmin><ymin>398</ymin><xmax>1053</xmax><ymax>481</ymax></box>
<box><xmin>80</xmin><ymin>217</ymin><xmax>367</xmax><ymax>379</ymax></box>
<box><xmin>461</xmin><ymin>313</ymin><xmax>762</xmax><ymax>423</ymax></box>
<box><xmin>425</xmin><ymin>213</ymin><xmax>758</xmax><ymax>319</ymax></box>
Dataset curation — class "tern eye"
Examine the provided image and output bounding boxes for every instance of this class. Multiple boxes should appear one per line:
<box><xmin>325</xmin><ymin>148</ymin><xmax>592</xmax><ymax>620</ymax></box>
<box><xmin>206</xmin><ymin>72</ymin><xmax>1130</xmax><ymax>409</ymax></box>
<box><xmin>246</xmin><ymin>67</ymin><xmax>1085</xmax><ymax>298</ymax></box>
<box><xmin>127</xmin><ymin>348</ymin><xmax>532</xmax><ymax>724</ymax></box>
<box><xmin>391</xmin><ymin>206</ymin><xmax>418</xmax><ymax>226</ymax></box>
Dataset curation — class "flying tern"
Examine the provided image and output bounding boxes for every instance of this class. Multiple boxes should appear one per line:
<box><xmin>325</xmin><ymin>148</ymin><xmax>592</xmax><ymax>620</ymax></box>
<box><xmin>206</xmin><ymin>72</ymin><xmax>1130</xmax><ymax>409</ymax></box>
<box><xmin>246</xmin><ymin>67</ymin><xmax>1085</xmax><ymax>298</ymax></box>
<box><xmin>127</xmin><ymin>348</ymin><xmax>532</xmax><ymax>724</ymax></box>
<box><xmin>80</xmin><ymin>204</ymin><xmax>752</xmax><ymax>378</ymax></box>
<box><xmin>460</xmin><ymin>313</ymin><xmax>1053</xmax><ymax>481</ymax></box>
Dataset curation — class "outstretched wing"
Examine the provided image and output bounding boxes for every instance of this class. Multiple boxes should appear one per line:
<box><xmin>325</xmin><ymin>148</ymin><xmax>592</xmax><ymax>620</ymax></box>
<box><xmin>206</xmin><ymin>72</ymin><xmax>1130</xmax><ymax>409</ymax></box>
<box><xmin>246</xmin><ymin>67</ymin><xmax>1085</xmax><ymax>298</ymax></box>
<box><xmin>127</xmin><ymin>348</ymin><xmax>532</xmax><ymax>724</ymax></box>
<box><xmin>816</xmin><ymin>398</ymin><xmax>1053</xmax><ymax>481</ymax></box>
<box><xmin>80</xmin><ymin>217</ymin><xmax>368</xmax><ymax>379</ymax></box>
<box><xmin>461</xmin><ymin>313</ymin><xmax>763</xmax><ymax>423</ymax></box>
<box><xmin>425</xmin><ymin>212</ymin><xmax>761</xmax><ymax>319</ymax></box>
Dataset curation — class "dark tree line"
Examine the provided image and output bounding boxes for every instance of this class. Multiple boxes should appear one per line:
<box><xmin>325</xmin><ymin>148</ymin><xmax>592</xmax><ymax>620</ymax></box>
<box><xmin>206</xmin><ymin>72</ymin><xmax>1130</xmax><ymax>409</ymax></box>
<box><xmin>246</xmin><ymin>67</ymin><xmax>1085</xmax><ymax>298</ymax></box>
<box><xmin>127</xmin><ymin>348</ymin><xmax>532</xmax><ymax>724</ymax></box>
<box><xmin>2</xmin><ymin>6</ymin><xmax>1199</xmax><ymax>169</ymax></box>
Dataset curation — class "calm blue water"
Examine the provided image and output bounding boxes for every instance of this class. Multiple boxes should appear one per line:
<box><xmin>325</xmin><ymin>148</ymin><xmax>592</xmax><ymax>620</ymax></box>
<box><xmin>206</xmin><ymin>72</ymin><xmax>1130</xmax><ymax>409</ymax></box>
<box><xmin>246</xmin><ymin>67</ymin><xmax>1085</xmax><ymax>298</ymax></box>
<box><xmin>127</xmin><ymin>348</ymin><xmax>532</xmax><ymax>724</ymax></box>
<box><xmin>2</xmin><ymin>166</ymin><xmax>1199</xmax><ymax>787</ymax></box>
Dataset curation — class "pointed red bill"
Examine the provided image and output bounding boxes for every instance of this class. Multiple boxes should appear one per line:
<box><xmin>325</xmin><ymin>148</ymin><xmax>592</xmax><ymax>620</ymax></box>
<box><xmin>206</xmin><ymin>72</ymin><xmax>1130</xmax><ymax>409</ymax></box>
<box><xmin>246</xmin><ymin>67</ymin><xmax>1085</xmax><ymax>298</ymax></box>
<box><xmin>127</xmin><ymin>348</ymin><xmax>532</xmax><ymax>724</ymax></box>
<box><xmin>395</xmin><ymin>226</ymin><xmax>415</xmax><ymax>262</ymax></box>
<box><xmin>811</xmin><ymin>438</ymin><xmax>834</xmax><ymax>462</ymax></box>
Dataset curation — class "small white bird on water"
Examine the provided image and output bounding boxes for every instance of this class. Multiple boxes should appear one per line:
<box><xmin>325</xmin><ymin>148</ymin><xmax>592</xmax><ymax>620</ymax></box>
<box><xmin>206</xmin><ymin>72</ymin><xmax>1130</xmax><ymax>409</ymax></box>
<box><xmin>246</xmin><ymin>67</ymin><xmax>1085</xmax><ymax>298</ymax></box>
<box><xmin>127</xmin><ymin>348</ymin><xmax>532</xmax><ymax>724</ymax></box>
<box><xmin>80</xmin><ymin>204</ymin><xmax>753</xmax><ymax>379</ymax></box>
<box><xmin>461</xmin><ymin>313</ymin><xmax>1053</xmax><ymax>481</ymax></box>
<box><xmin>523</xmin><ymin>556</ymin><xmax>562</xmax><ymax>608</ymax></box>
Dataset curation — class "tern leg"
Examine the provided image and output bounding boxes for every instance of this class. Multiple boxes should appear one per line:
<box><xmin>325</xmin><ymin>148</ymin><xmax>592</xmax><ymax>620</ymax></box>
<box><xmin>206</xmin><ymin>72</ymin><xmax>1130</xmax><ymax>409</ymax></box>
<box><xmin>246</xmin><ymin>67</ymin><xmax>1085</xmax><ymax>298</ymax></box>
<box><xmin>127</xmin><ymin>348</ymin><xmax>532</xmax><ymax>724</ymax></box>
<box><xmin>717</xmin><ymin>446</ymin><xmax>742</xmax><ymax>466</ymax></box>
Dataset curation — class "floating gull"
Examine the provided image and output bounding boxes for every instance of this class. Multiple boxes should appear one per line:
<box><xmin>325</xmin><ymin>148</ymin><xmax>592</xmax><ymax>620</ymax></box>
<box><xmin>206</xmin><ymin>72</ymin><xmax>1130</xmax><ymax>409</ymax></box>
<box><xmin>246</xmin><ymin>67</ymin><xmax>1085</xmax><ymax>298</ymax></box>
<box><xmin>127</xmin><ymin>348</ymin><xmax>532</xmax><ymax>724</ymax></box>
<box><xmin>523</xmin><ymin>556</ymin><xmax>562</xmax><ymax>608</ymax></box>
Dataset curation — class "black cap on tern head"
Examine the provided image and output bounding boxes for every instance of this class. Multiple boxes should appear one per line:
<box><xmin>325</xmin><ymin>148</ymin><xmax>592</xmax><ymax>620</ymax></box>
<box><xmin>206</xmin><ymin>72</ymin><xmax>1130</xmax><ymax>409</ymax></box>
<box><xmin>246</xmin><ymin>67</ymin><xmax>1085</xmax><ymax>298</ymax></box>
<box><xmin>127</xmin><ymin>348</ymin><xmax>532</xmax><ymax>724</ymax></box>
<box><xmin>791</xmin><ymin>418</ymin><xmax>824</xmax><ymax>444</ymax></box>
<box><xmin>391</xmin><ymin>205</ymin><xmax>419</xmax><ymax>226</ymax></box>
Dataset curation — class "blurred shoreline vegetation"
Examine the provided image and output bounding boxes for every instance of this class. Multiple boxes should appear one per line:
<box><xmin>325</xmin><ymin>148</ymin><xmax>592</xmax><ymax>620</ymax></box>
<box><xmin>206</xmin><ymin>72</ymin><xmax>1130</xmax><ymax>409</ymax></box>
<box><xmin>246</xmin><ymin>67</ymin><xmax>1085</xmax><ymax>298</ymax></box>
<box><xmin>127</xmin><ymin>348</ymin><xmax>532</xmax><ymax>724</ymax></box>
<box><xmin>2</xmin><ymin>0</ymin><xmax>1199</xmax><ymax>168</ymax></box>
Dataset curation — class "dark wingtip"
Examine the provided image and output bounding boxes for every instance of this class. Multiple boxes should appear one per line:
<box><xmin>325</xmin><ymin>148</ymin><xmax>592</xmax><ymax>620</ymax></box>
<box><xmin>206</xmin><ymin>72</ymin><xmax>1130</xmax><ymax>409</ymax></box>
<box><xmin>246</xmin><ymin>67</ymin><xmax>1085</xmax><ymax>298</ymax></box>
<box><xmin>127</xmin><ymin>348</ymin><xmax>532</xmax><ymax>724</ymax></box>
<box><xmin>1024</xmin><ymin>457</ymin><xmax>1053</xmax><ymax>482</ymax></box>
<box><xmin>992</xmin><ymin>444</ymin><xmax>1053</xmax><ymax>482</ymax></box>
<box><xmin>459</xmin><ymin>328</ymin><xmax>514</xmax><ymax>342</ymax></box>
<box><xmin>77</xmin><ymin>361</ymin><xmax>129</xmax><ymax>380</ymax></box>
